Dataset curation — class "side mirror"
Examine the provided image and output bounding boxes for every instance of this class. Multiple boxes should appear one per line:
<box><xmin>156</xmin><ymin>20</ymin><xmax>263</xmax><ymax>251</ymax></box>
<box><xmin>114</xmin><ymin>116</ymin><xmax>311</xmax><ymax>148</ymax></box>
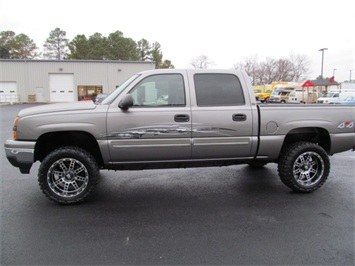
<box><xmin>119</xmin><ymin>94</ymin><xmax>134</xmax><ymax>110</ymax></box>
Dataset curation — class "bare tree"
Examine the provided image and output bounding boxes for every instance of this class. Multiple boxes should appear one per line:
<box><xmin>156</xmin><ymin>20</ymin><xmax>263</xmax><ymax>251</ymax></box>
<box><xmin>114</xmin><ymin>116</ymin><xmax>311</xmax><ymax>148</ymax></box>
<box><xmin>190</xmin><ymin>55</ymin><xmax>214</xmax><ymax>69</ymax></box>
<box><xmin>274</xmin><ymin>58</ymin><xmax>293</xmax><ymax>81</ymax></box>
<box><xmin>235</xmin><ymin>53</ymin><xmax>310</xmax><ymax>84</ymax></box>
<box><xmin>257</xmin><ymin>57</ymin><xmax>280</xmax><ymax>84</ymax></box>
<box><xmin>288</xmin><ymin>52</ymin><xmax>310</xmax><ymax>81</ymax></box>
<box><xmin>234</xmin><ymin>55</ymin><xmax>259</xmax><ymax>85</ymax></box>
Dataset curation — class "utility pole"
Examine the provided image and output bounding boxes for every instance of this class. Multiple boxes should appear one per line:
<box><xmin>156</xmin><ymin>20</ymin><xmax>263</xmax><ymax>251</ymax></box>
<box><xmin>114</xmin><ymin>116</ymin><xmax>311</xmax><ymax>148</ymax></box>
<box><xmin>319</xmin><ymin>48</ymin><xmax>328</xmax><ymax>79</ymax></box>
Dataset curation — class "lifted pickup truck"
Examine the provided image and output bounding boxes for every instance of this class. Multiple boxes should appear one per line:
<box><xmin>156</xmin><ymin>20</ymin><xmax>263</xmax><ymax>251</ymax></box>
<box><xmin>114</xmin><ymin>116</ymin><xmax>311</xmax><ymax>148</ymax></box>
<box><xmin>5</xmin><ymin>69</ymin><xmax>355</xmax><ymax>204</ymax></box>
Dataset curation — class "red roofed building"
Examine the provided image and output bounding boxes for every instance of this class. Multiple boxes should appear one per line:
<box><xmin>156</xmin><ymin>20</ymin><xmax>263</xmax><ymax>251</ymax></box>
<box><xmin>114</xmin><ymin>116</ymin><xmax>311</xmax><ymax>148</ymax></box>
<box><xmin>302</xmin><ymin>77</ymin><xmax>339</xmax><ymax>94</ymax></box>
<box><xmin>302</xmin><ymin>77</ymin><xmax>339</xmax><ymax>88</ymax></box>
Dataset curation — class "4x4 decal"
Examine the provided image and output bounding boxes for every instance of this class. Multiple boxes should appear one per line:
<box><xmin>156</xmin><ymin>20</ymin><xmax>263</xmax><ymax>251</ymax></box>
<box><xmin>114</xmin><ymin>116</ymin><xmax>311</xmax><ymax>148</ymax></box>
<box><xmin>337</xmin><ymin>121</ymin><xmax>354</xmax><ymax>129</ymax></box>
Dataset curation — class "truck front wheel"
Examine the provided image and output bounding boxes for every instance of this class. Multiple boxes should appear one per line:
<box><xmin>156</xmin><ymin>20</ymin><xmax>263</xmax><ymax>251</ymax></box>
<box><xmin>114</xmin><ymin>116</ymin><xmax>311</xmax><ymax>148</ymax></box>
<box><xmin>278</xmin><ymin>141</ymin><xmax>330</xmax><ymax>192</ymax></box>
<box><xmin>38</xmin><ymin>147</ymin><xmax>100</xmax><ymax>204</ymax></box>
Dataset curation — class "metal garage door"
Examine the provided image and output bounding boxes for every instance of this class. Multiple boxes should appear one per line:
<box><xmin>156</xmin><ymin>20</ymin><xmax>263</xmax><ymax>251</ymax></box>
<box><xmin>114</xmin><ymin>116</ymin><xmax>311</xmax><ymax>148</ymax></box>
<box><xmin>0</xmin><ymin>82</ymin><xmax>18</xmax><ymax>102</ymax></box>
<box><xmin>49</xmin><ymin>74</ymin><xmax>75</xmax><ymax>102</ymax></box>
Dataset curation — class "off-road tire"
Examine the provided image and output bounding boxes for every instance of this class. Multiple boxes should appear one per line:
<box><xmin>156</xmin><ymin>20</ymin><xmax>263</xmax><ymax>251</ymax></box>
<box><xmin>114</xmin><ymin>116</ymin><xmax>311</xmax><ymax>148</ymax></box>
<box><xmin>38</xmin><ymin>146</ymin><xmax>100</xmax><ymax>204</ymax></box>
<box><xmin>278</xmin><ymin>141</ymin><xmax>330</xmax><ymax>192</ymax></box>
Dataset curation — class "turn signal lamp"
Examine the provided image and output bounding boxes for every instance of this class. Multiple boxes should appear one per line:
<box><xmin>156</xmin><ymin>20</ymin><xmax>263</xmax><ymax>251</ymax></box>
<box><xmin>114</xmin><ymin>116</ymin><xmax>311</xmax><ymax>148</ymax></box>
<box><xmin>13</xmin><ymin>116</ymin><xmax>19</xmax><ymax>140</ymax></box>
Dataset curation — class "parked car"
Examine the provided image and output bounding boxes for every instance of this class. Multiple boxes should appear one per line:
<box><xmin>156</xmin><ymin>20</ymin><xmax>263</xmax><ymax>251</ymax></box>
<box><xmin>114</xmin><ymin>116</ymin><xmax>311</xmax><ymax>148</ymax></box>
<box><xmin>338</xmin><ymin>96</ymin><xmax>355</xmax><ymax>104</ymax></box>
<box><xmin>95</xmin><ymin>93</ymin><xmax>108</xmax><ymax>104</ymax></box>
<box><xmin>254</xmin><ymin>90</ymin><xmax>272</xmax><ymax>103</ymax></box>
<box><xmin>316</xmin><ymin>91</ymin><xmax>341</xmax><ymax>104</ymax></box>
<box><xmin>317</xmin><ymin>87</ymin><xmax>355</xmax><ymax>104</ymax></box>
<box><xmin>80</xmin><ymin>97</ymin><xmax>93</xmax><ymax>101</ymax></box>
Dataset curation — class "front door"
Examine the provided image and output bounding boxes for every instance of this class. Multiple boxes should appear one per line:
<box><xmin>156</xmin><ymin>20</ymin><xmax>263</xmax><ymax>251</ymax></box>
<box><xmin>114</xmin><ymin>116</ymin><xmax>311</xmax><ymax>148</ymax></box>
<box><xmin>106</xmin><ymin>73</ymin><xmax>192</xmax><ymax>163</ymax></box>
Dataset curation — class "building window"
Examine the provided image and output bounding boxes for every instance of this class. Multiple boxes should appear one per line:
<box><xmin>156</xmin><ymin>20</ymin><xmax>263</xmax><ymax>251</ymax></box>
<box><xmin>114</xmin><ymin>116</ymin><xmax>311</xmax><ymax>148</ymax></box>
<box><xmin>77</xmin><ymin>86</ymin><xmax>103</xmax><ymax>101</ymax></box>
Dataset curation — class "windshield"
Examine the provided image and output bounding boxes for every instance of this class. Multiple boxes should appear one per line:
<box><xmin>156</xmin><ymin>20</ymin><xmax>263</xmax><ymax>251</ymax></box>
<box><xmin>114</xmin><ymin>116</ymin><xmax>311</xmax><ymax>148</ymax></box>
<box><xmin>344</xmin><ymin>96</ymin><xmax>355</xmax><ymax>101</ymax></box>
<box><xmin>101</xmin><ymin>74</ymin><xmax>140</xmax><ymax>105</ymax></box>
<box><xmin>324</xmin><ymin>92</ymin><xmax>334</xmax><ymax>97</ymax></box>
<box><xmin>272</xmin><ymin>88</ymin><xmax>282</xmax><ymax>95</ymax></box>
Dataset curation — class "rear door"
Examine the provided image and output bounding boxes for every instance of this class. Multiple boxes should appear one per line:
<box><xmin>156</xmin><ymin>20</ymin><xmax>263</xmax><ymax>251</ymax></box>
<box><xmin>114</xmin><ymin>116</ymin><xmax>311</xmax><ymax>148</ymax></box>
<box><xmin>106</xmin><ymin>71</ymin><xmax>192</xmax><ymax>163</ymax></box>
<box><xmin>188</xmin><ymin>71</ymin><xmax>255</xmax><ymax>159</ymax></box>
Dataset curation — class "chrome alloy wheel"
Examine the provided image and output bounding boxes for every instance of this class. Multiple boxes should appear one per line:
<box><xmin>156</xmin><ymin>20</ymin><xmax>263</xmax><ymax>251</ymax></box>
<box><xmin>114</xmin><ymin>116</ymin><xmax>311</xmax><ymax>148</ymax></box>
<box><xmin>292</xmin><ymin>151</ymin><xmax>324</xmax><ymax>187</ymax></box>
<box><xmin>47</xmin><ymin>158</ymin><xmax>89</xmax><ymax>198</ymax></box>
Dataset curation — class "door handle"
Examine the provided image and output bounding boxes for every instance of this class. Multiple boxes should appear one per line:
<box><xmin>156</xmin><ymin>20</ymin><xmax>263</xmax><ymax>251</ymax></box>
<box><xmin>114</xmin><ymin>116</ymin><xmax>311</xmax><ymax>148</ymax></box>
<box><xmin>232</xmin><ymin>114</ymin><xmax>247</xmax><ymax>121</ymax></box>
<box><xmin>174</xmin><ymin>114</ymin><xmax>190</xmax><ymax>122</ymax></box>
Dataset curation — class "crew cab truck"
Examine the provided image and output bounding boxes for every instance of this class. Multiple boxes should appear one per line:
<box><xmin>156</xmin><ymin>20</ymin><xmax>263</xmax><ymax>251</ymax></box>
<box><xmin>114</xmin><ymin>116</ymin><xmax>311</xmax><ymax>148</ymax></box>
<box><xmin>5</xmin><ymin>69</ymin><xmax>355</xmax><ymax>204</ymax></box>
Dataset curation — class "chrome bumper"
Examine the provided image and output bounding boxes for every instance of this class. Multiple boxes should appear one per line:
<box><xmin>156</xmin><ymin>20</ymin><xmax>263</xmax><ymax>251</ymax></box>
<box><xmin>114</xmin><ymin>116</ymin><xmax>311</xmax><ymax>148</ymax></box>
<box><xmin>4</xmin><ymin>139</ymin><xmax>35</xmax><ymax>174</ymax></box>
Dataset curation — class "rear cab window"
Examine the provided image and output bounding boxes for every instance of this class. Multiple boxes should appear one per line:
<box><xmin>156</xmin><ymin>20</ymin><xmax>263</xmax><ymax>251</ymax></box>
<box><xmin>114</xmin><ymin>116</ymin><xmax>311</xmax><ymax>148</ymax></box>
<box><xmin>193</xmin><ymin>74</ymin><xmax>245</xmax><ymax>106</ymax></box>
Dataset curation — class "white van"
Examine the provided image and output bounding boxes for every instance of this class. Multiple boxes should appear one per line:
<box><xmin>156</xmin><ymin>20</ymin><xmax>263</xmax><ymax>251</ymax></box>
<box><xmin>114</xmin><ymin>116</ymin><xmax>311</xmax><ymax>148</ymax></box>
<box><xmin>269</xmin><ymin>83</ymin><xmax>303</xmax><ymax>103</ymax></box>
<box><xmin>317</xmin><ymin>83</ymin><xmax>355</xmax><ymax>104</ymax></box>
<box><xmin>316</xmin><ymin>90</ymin><xmax>341</xmax><ymax>104</ymax></box>
<box><xmin>289</xmin><ymin>89</ymin><xmax>319</xmax><ymax>104</ymax></box>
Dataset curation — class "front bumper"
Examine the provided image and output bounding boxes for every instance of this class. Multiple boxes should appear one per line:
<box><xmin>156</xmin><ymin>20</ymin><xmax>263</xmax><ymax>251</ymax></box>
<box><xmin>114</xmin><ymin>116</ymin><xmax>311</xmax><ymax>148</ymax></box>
<box><xmin>269</xmin><ymin>98</ymin><xmax>280</xmax><ymax>103</ymax></box>
<box><xmin>4</xmin><ymin>139</ymin><xmax>35</xmax><ymax>174</ymax></box>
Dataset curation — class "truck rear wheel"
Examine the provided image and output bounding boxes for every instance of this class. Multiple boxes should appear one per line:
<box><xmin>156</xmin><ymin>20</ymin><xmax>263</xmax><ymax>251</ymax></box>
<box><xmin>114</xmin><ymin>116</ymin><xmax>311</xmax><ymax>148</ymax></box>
<box><xmin>38</xmin><ymin>146</ymin><xmax>100</xmax><ymax>204</ymax></box>
<box><xmin>278</xmin><ymin>141</ymin><xmax>330</xmax><ymax>192</ymax></box>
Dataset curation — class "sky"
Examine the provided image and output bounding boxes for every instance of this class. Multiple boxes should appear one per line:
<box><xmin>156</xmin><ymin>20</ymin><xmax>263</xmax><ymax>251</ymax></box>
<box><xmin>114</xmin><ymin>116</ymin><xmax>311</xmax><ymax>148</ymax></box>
<box><xmin>1</xmin><ymin>0</ymin><xmax>354</xmax><ymax>82</ymax></box>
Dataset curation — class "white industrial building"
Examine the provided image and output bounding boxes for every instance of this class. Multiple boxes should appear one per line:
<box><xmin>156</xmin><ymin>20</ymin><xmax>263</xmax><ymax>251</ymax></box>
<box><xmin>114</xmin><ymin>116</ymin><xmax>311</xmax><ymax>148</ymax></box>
<box><xmin>0</xmin><ymin>59</ymin><xmax>155</xmax><ymax>103</ymax></box>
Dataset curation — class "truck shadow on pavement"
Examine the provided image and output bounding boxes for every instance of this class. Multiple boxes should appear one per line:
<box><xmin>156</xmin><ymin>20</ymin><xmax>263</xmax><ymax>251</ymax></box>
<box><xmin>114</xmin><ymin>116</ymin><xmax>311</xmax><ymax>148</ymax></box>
<box><xmin>88</xmin><ymin>164</ymin><xmax>302</xmax><ymax>210</ymax></box>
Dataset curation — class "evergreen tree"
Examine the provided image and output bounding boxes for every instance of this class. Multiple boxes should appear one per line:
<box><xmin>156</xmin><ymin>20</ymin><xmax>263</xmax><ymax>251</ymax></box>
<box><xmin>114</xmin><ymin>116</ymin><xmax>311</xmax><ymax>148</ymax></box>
<box><xmin>87</xmin><ymin>33</ymin><xmax>108</xmax><ymax>60</ymax></box>
<box><xmin>0</xmin><ymin>31</ymin><xmax>15</xmax><ymax>59</ymax></box>
<box><xmin>137</xmin><ymin>39</ymin><xmax>151</xmax><ymax>61</ymax></box>
<box><xmin>0</xmin><ymin>31</ymin><xmax>39</xmax><ymax>59</ymax></box>
<box><xmin>160</xmin><ymin>59</ymin><xmax>174</xmax><ymax>69</ymax></box>
<box><xmin>107</xmin><ymin>31</ymin><xmax>138</xmax><ymax>60</ymax></box>
<box><xmin>150</xmin><ymin>42</ymin><xmax>163</xmax><ymax>68</ymax></box>
<box><xmin>43</xmin><ymin>28</ymin><xmax>69</xmax><ymax>60</ymax></box>
<box><xmin>12</xmin><ymin>34</ymin><xmax>40</xmax><ymax>59</ymax></box>
<box><xmin>67</xmin><ymin>34</ymin><xmax>90</xmax><ymax>59</ymax></box>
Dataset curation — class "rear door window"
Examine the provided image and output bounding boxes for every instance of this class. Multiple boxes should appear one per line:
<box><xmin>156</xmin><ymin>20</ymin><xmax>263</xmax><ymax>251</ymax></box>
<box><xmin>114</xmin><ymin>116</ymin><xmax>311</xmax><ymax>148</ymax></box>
<box><xmin>194</xmin><ymin>74</ymin><xmax>245</xmax><ymax>106</ymax></box>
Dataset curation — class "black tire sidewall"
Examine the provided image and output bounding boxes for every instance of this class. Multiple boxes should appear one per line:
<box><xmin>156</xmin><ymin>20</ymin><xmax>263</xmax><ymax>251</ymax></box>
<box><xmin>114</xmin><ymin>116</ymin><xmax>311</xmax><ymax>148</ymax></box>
<box><xmin>278</xmin><ymin>142</ymin><xmax>330</xmax><ymax>192</ymax></box>
<box><xmin>38</xmin><ymin>146</ymin><xmax>99</xmax><ymax>204</ymax></box>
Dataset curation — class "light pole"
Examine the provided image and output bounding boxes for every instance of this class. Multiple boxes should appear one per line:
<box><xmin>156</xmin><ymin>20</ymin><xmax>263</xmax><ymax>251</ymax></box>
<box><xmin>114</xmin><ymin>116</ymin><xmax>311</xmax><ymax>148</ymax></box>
<box><xmin>333</xmin><ymin>68</ymin><xmax>336</xmax><ymax>77</ymax></box>
<box><xmin>319</xmin><ymin>48</ymin><xmax>328</xmax><ymax>79</ymax></box>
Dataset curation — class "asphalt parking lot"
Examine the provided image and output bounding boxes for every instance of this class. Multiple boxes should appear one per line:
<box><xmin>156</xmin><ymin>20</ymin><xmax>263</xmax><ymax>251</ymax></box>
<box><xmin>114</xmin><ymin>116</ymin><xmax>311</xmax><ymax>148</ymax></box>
<box><xmin>1</xmin><ymin>103</ymin><xmax>354</xmax><ymax>265</ymax></box>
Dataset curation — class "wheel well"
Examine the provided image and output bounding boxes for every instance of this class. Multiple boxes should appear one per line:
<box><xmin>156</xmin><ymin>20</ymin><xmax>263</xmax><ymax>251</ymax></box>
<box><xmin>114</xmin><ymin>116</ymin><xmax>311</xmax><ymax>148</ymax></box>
<box><xmin>283</xmin><ymin>127</ymin><xmax>330</xmax><ymax>153</ymax></box>
<box><xmin>34</xmin><ymin>131</ymin><xmax>104</xmax><ymax>167</ymax></box>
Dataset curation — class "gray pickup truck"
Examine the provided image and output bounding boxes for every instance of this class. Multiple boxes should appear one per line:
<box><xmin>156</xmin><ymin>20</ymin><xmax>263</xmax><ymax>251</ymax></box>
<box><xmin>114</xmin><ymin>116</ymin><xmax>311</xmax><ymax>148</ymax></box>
<box><xmin>5</xmin><ymin>69</ymin><xmax>355</xmax><ymax>204</ymax></box>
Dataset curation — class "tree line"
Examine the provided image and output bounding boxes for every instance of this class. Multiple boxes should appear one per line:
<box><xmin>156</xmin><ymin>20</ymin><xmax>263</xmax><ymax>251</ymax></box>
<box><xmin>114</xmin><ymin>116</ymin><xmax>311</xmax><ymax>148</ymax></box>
<box><xmin>1</xmin><ymin>28</ymin><xmax>311</xmax><ymax>81</ymax></box>
<box><xmin>234</xmin><ymin>53</ymin><xmax>310</xmax><ymax>84</ymax></box>
<box><xmin>0</xmin><ymin>28</ymin><xmax>174</xmax><ymax>69</ymax></box>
